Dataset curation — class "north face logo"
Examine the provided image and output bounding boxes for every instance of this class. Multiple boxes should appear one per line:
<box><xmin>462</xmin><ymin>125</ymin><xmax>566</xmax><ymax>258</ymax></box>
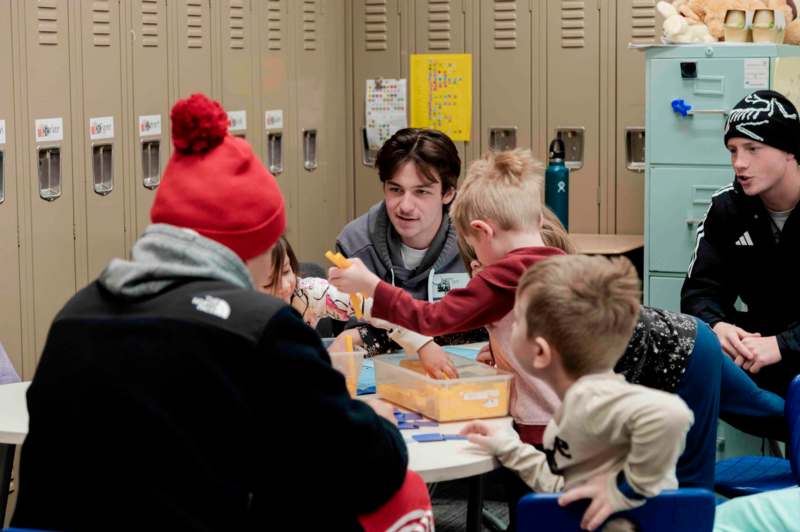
<box><xmin>191</xmin><ymin>295</ymin><xmax>231</xmax><ymax>320</ymax></box>
<box><xmin>734</xmin><ymin>231</ymin><xmax>754</xmax><ymax>246</ymax></box>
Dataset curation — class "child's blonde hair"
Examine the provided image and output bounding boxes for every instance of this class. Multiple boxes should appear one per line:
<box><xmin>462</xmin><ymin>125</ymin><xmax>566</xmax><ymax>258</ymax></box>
<box><xmin>457</xmin><ymin>206</ymin><xmax>575</xmax><ymax>273</ymax></box>
<box><xmin>451</xmin><ymin>149</ymin><xmax>544</xmax><ymax>237</ymax></box>
<box><xmin>516</xmin><ymin>255</ymin><xmax>641</xmax><ymax>378</ymax></box>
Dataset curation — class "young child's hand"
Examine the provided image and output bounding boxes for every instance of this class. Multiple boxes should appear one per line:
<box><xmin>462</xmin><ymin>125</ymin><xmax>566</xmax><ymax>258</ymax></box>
<box><xmin>558</xmin><ymin>471</ymin><xmax>615</xmax><ymax>531</ymax></box>
<box><xmin>418</xmin><ymin>343</ymin><xmax>459</xmax><ymax>379</ymax></box>
<box><xmin>475</xmin><ymin>344</ymin><xmax>494</xmax><ymax>366</ymax></box>
<box><xmin>459</xmin><ymin>421</ymin><xmax>508</xmax><ymax>454</ymax></box>
<box><xmin>328</xmin><ymin>258</ymin><xmax>381</xmax><ymax>298</ymax></box>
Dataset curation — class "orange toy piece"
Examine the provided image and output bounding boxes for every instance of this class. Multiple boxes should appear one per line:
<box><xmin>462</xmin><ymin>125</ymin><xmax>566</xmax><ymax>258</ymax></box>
<box><xmin>325</xmin><ymin>250</ymin><xmax>364</xmax><ymax>319</ymax></box>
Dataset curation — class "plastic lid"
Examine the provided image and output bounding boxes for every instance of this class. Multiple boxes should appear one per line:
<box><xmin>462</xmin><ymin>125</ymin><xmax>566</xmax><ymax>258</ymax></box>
<box><xmin>549</xmin><ymin>138</ymin><xmax>565</xmax><ymax>159</ymax></box>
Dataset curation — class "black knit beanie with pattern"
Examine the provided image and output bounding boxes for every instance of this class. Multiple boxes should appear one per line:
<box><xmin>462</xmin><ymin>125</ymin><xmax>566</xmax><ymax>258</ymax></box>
<box><xmin>724</xmin><ymin>90</ymin><xmax>800</xmax><ymax>159</ymax></box>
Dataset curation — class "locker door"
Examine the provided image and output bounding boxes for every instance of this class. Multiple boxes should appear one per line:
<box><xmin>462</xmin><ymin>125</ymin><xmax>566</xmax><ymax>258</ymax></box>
<box><xmin>127</xmin><ymin>0</ymin><xmax>170</xmax><ymax>241</ymax></box>
<box><xmin>480</xmin><ymin>0</ymin><xmax>533</xmax><ymax>157</ymax></box>
<box><xmin>614</xmin><ymin>0</ymin><xmax>657</xmax><ymax>234</ymax></box>
<box><xmin>0</xmin><ymin>0</ymin><xmax>24</xmax><ymax>375</ymax></box>
<box><xmin>294</xmin><ymin>0</ymin><xmax>348</xmax><ymax>263</ymax></box>
<box><xmin>171</xmin><ymin>0</ymin><xmax>213</xmax><ymax>99</ymax></box>
<box><xmin>414</xmin><ymin>0</ymin><xmax>476</xmax><ymax>174</ymax></box>
<box><xmin>77</xmin><ymin>0</ymin><xmax>127</xmax><ymax>279</ymax></box>
<box><xmin>352</xmin><ymin>0</ymin><xmax>408</xmax><ymax>215</ymax></box>
<box><xmin>256</xmin><ymin>0</ymin><xmax>298</xmax><ymax>243</ymax></box>
<box><xmin>546</xmin><ymin>0</ymin><xmax>602</xmax><ymax>233</ymax></box>
<box><xmin>20</xmin><ymin>0</ymin><xmax>77</xmax><ymax>357</ymax></box>
<box><xmin>217</xmin><ymin>0</ymin><xmax>258</xmax><ymax>145</ymax></box>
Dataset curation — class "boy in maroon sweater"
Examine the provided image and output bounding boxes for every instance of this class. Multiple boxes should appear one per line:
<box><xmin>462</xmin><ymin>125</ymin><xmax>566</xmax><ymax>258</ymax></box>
<box><xmin>330</xmin><ymin>149</ymin><xmax>564</xmax><ymax>443</ymax></box>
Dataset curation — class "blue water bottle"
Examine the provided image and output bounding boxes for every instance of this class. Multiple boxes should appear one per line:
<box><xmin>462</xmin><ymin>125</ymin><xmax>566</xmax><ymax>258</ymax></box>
<box><xmin>545</xmin><ymin>138</ymin><xmax>569</xmax><ymax>230</ymax></box>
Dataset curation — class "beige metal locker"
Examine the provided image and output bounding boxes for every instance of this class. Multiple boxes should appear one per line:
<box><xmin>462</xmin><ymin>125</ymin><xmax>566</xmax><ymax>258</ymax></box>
<box><xmin>293</xmin><ymin>0</ymin><xmax>348</xmax><ymax>263</ymax></box>
<box><xmin>613</xmin><ymin>0</ymin><xmax>657</xmax><ymax>234</ymax></box>
<box><xmin>215</xmin><ymin>0</ymin><xmax>259</xmax><ymax>146</ymax></box>
<box><xmin>126</xmin><ymin>0</ymin><xmax>170</xmax><ymax>241</ymax></box>
<box><xmin>479</xmin><ymin>0</ymin><xmax>534</xmax><ymax>158</ymax></box>
<box><xmin>170</xmin><ymin>0</ymin><xmax>213</xmax><ymax>100</ymax></box>
<box><xmin>546</xmin><ymin>0</ymin><xmax>605</xmax><ymax>233</ymax></box>
<box><xmin>0</xmin><ymin>0</ymin><xmax>24</xmax><ymax>376</ymax></box>
<box><xmin>74</xmin><ymin>0</ymin><xmax>127</xmax><ymax>279</ymax></box>
<box><xmin>19</xmin><ymin>0</ymin><xmax>77</xmax><ymax>358</ymax></box>
<box><xmin>256</xmin><ymin>0</ymin><xmax>299</xmax><ymax>246</ymax></box>
<box><xmin>413</xmin><ymin>0</ymin><xmax>479</xmax><ymax>172</ymax></box>
<box><xmin>352</xmin><ymin>0</ymin><xmax>411</xmax><ymax>215</ymax></box>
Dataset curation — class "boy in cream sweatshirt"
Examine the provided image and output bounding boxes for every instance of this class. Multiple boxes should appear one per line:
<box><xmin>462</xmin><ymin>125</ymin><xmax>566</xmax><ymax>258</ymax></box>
<box><xmin>461</xmin><ymin>255</ymin><xmax>694</xmax><ymax>531</ymax></box>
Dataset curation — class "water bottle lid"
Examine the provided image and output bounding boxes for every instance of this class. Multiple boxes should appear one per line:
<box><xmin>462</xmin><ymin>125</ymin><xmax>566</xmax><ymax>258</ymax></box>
<box><xmin>549</xmin><ymin>138</ymin><xmax>565</xmax><ymax>159</ymax></box>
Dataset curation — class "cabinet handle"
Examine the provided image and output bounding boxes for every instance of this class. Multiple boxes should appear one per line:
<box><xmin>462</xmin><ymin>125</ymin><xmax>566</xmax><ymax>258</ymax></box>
<box><xmin>686</xmin><ymin>218</ymin><xmax>704</xmax><ymax>226</ymax></box>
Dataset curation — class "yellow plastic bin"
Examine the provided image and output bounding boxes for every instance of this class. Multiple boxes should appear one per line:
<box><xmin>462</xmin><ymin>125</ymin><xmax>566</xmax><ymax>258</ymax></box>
<box><xmin>374</xmin><ymin>353</ymin><xmax>512</xmax><ymax>421</ymax></box>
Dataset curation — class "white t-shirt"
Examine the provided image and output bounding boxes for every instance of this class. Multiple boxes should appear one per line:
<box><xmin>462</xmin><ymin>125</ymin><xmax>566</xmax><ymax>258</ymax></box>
<box><xmin>768</xmin><ymin>208</ymin><xmax>793</xmax><ymax>235</ymax></box>
<box><xmin>400</xmin><ymin>243</ymin><xmax>428</xmax><ymax>270</ymax></box>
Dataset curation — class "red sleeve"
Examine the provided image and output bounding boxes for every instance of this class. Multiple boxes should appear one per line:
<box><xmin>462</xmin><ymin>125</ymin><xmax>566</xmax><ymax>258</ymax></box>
<box><xmin>371</xmin><ymin>265</ymin><xmax>517</xmax><ymax>336</ymax></box>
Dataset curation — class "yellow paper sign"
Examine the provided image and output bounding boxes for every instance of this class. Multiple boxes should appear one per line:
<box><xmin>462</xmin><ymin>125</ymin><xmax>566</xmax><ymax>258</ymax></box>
<box><xmin>410</xmin><ymin>54</ymin><xmax>472</xmax><ymax>141</ymax></box>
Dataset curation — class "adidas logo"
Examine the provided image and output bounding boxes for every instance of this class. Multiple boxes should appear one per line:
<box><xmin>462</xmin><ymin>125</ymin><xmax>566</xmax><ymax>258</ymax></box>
<box><xmin>191</xmin><ymin>295</ymin><xmax>231</xmax><ymax>320</ymax></box>
<box><xmin>734</xmin><ymin>231</ymin><xmax>754</xmax><ymax>246</ymax></box>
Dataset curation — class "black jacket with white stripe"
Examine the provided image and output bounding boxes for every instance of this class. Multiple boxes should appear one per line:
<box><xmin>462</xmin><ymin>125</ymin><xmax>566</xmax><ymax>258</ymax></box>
<box><xmin>681</xmin><ymin>180</ymin><xmax>800</xmax><ymax>395</ymax></box>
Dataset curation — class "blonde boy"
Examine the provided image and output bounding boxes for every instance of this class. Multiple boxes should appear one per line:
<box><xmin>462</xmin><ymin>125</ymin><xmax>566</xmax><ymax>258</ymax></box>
<box><xmin>329</xmin><ymin>149</ymin><xmax>564</xmax><ymax>441</ymax></box>
<box><xmin>462</xmin><ymin>255</ymin><xmax>693</xmax><ymax>531</ymax></box>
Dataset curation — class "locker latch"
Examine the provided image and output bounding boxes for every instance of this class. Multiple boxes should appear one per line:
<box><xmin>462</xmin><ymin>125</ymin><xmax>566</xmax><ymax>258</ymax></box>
<box><xmin>303</xmin><ymin>129</ymin><xmax>318</xmax><ymax>171</ymax></box>
<box><xmin>92</xmin><ymin>144</ymin><xmax>113</xmax><ymax>196</ymax></box>
<box><xmin>268</xmin><ymin>132</ymin><xmax>283</xmax><ymax>175</ymax></box>
<box><xmin>37</xmin><ymin>146</ymin><xmax>62</xmax><ymax>201</ymax></box>
<box><xmin>555</xmin><ymin>128</ymin><xmax>585</xmax><ymax>170</ymax></box>
<box><xmin>361</xmin><ymin>127</ymin><xmax>377</xmax><ymax>167</ymax></box>
<box><xmin>489</xmin><ymin>128</ymin><xmax>517</xmax><ymax>152</ymax></box>
<box><xmin>142</xmin><ymin>140</ymin><xmax>160</xmax><ymax>190</ymax></box>
<box><xmin>0</xmin><ymin>150</ymin><xmax>4</xmax><ymax>204</ymax></box>
<box><xmin>625</xmin><ymin>128</ymin><xmax>645</xmax><ymax>172</ymax></box>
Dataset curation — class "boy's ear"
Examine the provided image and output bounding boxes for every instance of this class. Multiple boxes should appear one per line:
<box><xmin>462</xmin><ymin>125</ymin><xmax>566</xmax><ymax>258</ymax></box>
<box><xmin>469</xmin><ymin>219</ymin><xmax>494</xmax><ymax>239</ymax></box>
<box><xmin>442</xmin><ymin>186</ymin><xmax>456</xmax><ymax>205</ymax></box>
<box><xmin>530</xmin><ymin>336</ymin><xmax>553</xmax><ymax>370</ymax></box>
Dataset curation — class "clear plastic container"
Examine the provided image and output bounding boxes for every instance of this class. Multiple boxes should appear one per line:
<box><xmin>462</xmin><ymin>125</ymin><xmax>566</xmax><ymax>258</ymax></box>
<box><xmin>374</xmin><ymin>353</ymin><xmax>512</xmax><ymax>421</ymax></box>
<box><xmin>329</xmin><ymin>350</ymin><xmax>365</xmax><ymax>397</ymax></box>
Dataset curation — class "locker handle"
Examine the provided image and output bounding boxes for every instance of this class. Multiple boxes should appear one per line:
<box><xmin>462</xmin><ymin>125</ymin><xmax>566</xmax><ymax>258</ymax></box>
<box><xmin>142</xmin><ymin>140</ymin><xmax>160</xmax><ymax>190</ymax></box>
<box><xmin>37</xmin><ymin>146</ymin><xmax>62</xmax><ymax>201</ymax></box>
<box><xmin>686</xmin><ymin>218</ymin><xmax>704</xmax><ymax>226</ymax></box>
<box><xmin>489</xmin><ymin>128</ymin><xmax>517</xmax><ymax>152</ymax></box>
<box><xmin>92</xmin><ymin>144</ymin><xmax>113</xmax><ymax>196</ymax></box>
<box><xmin>625</xmin><ymin>127</ymin><xmax>645</xmax><ymax>172</ymax></box>
<box><xmin>0</xmin><ymin>150</ymin><xmax>4</xmax><ymax>205</ymax></box>
<box><xmin>303</xmin><ymin>129</ymin><xmax>318</xmax><ymax>171</ymax></box>
<box><xmin>268</xmin><ymin>132</ymin><xmax>283</xmax><ymax>175</ymax></box>
<box><xmin>555</xmin><ymin>128</ymin><xmax>585</xmax><ymax>170</ymax></box>
<box><xmin>361</xmin><ymin>128</ymin><xmax>377</xmax><ymax>167</ymax></box>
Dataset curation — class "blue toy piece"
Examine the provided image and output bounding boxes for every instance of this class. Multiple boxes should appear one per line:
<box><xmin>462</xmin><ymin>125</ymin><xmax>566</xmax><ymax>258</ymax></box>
<box><xmin>671</xmin><ymin>98</ymin><xmax>693</xmax><ymax>117</ymax></box>
<box><xmin>516</xmin><ymin>488</ymin><xmax>715</xmax><ymax>531</ymax></box>
<box><xmin>714</xmin><ymin>375</ymin><xmax>800</xmax><ymax>498</ymax></box>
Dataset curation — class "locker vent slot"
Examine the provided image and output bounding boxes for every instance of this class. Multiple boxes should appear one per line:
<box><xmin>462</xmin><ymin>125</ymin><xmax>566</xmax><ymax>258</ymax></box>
<box><xmin>186</xmin><ymin>0</ymin><xmax>204</xmax><ymax>49</ymax></box>
<box><xmin>365</xmin><ymin>0</ymin><xmax>388</xmax><ymax>51</ymax></box>
<box><xmin>141</xmin><ymin>0</ymin><xmax>160</xmax><ymax>48</ymax></box>
<box><xmin>267</xmin><ymin>0</ymin><xmax>282</xmax><ymax>51</ymax></box>
<box><xmin>561</xmin><ymin>0</ymin><xmax>585</xmax><ymax>48</ymax></box>
<box><xmin>493</xmin><ymin>0</ymin><xmax>517</xmax><ymax>50</ymax></box>
<box><xmin>229</xmin><ymin>0</ymin><xmax>245</xmax><ymax>49</ymax></box>
<box><xmin>630</xmin><ymin>0</ymin><xmax>656</xmax><ymax>43</ymax></box>
<box><xmin>92</xmin><ymin>1</ymin><xmax>112</xmax><ymax>47</ymax></box>
<box><xmin>428</xmin><ymin>0</ymin><xmax>451</xmax><ymax>50</ymax></box>
<box><xmin>37</xmin><ymin>0</ymin><xmax>59</xmax><ymax>46</ymax></box>
<box><xmin>303</xmin><ymin>0</ymin><xmax>317</xmax><ymax>51</ymax></box>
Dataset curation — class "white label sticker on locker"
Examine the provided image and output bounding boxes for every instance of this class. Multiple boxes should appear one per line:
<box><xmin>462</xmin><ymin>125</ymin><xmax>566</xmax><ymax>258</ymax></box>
<box><xmin>228</xmin><ymin>111</ymin><xmax>247</xmax><ymax>132</ymax></box>
<box><xmin>265</xmin><ymin>110</ymin><xmax>283</xmax><ymax>130</ymax></box>
<box><xmin>89</xmin><ymin>116</ymin><xmax>115</xmax><ymax>141</ymax></box>
<box><xmin>0</xmin><ymin>120</ymin><xmax>5</xmax><ymax>144</ymax></box>
<box><xmin>744</xmin><ymin>58</ymin><xmax>769</xmax><ymax>89</ymax></box>
<box><xmin>35</xmin><ymin>118</ymin><xmax>64</xmax><ymax>143</ymax></box>
<box><xmin>139</xmin><ymin>115</ymin><xmax>162</xmax><ymax>138</ymax></box>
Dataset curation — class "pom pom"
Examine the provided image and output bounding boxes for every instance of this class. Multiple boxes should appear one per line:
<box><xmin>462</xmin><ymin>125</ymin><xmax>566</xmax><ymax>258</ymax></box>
<box><xmin>170</xmin><ymin>93</ymin><xmax>229</xmax><ymax>154</ymax></box>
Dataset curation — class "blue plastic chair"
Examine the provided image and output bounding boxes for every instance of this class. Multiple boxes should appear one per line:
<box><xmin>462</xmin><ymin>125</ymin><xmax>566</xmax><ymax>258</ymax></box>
<box><xmin>517</xmin><ymin>488</ymin><xmax>715</xmax><ymax>531</ymax></box>
<box><xmin>714</xmin><ymin>375</ymin><xmax>800</xmax><ymax>498</ymax></box>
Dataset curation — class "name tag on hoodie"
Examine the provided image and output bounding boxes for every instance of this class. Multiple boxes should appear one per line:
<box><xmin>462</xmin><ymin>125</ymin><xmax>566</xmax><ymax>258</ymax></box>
<box><xmin>428</xmin><ymin>272</ymin><xmax>469</xmax><ymax>302</ymax></box>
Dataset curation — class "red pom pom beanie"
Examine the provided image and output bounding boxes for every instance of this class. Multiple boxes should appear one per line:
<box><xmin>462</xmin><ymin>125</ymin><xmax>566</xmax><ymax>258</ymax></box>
<box><xmin>151</xmin><ymin>93</ymin><xmax>286</xmax><ymax>261</ymax></box>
